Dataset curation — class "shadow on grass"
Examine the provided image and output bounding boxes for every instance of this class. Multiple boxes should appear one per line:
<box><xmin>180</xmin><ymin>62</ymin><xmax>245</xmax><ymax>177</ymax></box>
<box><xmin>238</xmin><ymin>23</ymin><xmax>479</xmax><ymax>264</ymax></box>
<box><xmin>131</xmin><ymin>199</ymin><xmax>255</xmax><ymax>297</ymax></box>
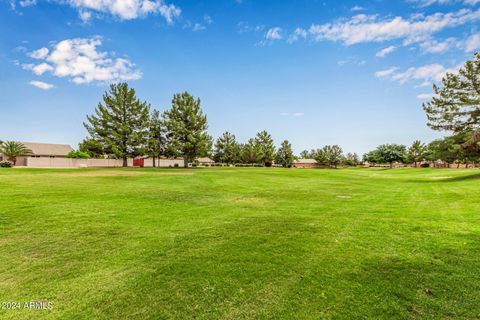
<box><xmin>409</xmin><ymin>172</ymin><xmax>480</xmax><ymax>183</ymax></box>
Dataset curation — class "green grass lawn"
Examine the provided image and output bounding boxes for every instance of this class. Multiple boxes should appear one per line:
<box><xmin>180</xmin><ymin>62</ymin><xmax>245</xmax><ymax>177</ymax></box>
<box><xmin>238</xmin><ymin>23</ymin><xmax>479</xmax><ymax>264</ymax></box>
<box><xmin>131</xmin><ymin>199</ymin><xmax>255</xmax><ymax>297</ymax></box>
<box><xmin>1</xmin><ymin>167</ymin><xmax>480</xmax><ymax>319</ymax></box>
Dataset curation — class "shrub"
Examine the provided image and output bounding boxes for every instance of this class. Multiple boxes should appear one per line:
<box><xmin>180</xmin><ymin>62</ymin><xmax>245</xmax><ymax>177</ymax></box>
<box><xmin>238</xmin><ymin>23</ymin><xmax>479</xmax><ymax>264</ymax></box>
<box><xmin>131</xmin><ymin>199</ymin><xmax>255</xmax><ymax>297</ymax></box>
<box><xmin>67</xmin><ymin>150</ymin><xmax>91</xmax><ymax>159</ymax></box>
<box><xmin>0</xmin><ymin>161</ymin><xmax>13</xmax><ymax>168</ymax></box>
<box><xmin>174</xmin><ymin>163</ymin><xmax>179</xmax><ymax>168</ymax></box>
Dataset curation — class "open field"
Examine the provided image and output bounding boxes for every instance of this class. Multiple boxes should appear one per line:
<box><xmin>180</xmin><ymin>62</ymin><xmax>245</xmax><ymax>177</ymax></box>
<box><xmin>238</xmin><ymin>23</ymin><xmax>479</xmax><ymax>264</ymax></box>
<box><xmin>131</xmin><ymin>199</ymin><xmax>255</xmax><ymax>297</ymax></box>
<box><xmin>1</xmin><ymin>167</ymin><xmax>480</xmax><ymax>319</ymax></box>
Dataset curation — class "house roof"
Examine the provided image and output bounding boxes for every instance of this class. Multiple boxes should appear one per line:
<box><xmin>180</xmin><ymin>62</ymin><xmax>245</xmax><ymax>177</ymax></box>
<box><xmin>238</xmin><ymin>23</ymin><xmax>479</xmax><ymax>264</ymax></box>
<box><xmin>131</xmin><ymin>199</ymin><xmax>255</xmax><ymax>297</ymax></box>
<box><xmin>294</xmin><ymin>158</ymin><xmax>317</xmax><ymax>164</ymax></box>
<box><xmin>21</xmin><ymin>142</ymin><xmax>73</xmax><ymax>156</ymax></box>
<box><xmin>197</xmin><ymin>157</ymin><xmax>214</xmax><ymax>163</ymax></box>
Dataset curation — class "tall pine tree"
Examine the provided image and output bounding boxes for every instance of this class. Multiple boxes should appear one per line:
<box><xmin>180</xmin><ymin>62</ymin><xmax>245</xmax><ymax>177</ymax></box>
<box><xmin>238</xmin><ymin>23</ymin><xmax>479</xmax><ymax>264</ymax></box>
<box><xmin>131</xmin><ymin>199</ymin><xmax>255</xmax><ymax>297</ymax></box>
<box><xmin>214</xmin><ymin>132</ymin><xmax>240</xmax><ymax>164</ymax></box>
<box><xmin>423</xmin><ymin>53</ymin><xmax>480</xmax><ymax>132</ymax></box>
<box><xmin>147</xmin><ymin>109</ymin><xmax>168</xmax><ymax>167</ymax></box>
<box><xmin>276</xmin><ymin>140</ymin><xmax>295</xmax><ymax>167</ymax></box>
<box><xmin>163</xmin><ymin>92</ymin><xmax>211</xmax><ymax>167</ymax></box>
<box><xmin>84</xmin><ymin>83</ymin><xmax>150</xmax><ymax>167</ymax></box>
<box><xmin>255</xmin><ymin>130</ymin><xmax>276</xmax><ymax>166</ymax></box>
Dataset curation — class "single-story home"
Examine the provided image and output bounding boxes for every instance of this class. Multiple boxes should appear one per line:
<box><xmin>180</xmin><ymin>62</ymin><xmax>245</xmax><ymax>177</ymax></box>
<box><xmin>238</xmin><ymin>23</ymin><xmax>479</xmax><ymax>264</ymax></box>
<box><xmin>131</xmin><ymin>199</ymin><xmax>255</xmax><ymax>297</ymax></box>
<box><xmin>196</xmin><ymin>157</ymin><xmax>215</xmax><ymax>166</ymax></box>
<box><xmin>293</xmin><ymin>158</ymin><xmax>319</xmax><ymax>168</ymax></box>
<box><xmin>14</xmin><ymin>142</ymin><xmax>74</xmax><ymax>166</ymax></box>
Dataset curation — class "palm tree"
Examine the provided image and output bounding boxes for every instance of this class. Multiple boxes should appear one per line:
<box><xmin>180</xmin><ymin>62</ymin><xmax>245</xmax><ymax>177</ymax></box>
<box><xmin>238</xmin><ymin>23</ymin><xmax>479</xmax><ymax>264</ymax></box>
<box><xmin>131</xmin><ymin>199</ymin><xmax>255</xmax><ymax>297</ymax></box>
<box><xmin>0</xmin><ymin>141</ymin><xmax>32</xmax><ymax>165</ymax></box>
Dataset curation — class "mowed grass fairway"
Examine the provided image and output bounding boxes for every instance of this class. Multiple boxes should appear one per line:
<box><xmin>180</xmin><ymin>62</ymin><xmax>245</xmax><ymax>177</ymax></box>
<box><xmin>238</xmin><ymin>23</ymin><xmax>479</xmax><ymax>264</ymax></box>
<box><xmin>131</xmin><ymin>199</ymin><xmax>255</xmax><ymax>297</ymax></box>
<box><xmin>1</xmin><ymin>168</ymin><xmax>480</xmax><ymax>319</ymax></box>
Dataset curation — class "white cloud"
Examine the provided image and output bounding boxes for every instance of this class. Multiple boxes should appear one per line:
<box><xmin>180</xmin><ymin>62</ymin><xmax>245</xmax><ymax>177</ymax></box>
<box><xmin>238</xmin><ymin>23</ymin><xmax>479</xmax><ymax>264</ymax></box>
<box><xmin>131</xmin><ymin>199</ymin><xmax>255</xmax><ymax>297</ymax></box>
<box><xmin>408</xmin><ymin>0</ymin><xmax>480</xmax><ymax>7</ymax></box>
<box><xmin>351</xmin><ymin>5</ymin><xmax>365</xmax><ymax>11</ymax></box>
<box><xmin>375</xmin><ymin>67</ymin><xmax>399</xmax><ymax>78</ymax></box>
<box><xmin>194</xmin><ymin>23</ymin><xmax>206</xmax><ymax>31</ymax></box>
<box><xmin>280</xmin><ymin>112</ymin><xmax>305</xmax><ymax>117</ymax></box>
<box><xmin>419</xmin><ymin>37</ymin><xmax>456</xmax><ymax>53</ymax></box>
<box><xmin>306</xmin><ymin>8</ymin><xmax>480</xmax><ymax>46</ymax></box>
<box><xmin>19</xmin><ymin>0</ymin><xmax>36</xmax><ymax>6</ymax></box>
<box><xmin>337</xmin><ymin>56</ymin><xmax>366</xmax><ymax>66</ymax></box>
<box><xmin>465</xmin><ymin>33</ymin><xmax>480</xmax><ymax>51</ymax></box>
<box><xmin>11</xmin><ymin>0</ymin><xmax>181</xmax><ymax>23</ymax></box>
<box><xmin>29</xmin><ymin>80</ymin><xmax>54</xmax><ymax>90</ymax></box>
<box><xmin>28</xmin><ymin>47</ymin><xmax>49</xmax><ymax>59</ymax></box>
<box><xmin>22</xmin><ymin>37</ymin><xmax>142</xmax><ymax>85</ymax></box>
<box><xmin>79</xmin><ymin>9</ymin><xmax>92</xmax><ymax>23</ymax></box>
<box><xmin>32</xmin><ymin>62</ymin><xmax>54</xmax><ymax>75</ymax></box>
<box><xmin>237</xmin><ymin>22</ymin><xmax>264</xmax><ymax>34</ymax></box>
<box><xmin>376</xmin><ymin>45</ymin><xmax>397</xmax><ymax>57</ymax></box>
<box><xmin>265</xmin><ymin>27</ymin><xmax>282</xmax><ymax>41</ymax></box>
<box><xmin>376</xmin><ymin>63</ymin><xmax>460</xmax><ymax>86</ymax></box>
<box><xmin>287</xmin><ymin>28</ymin><xmax>308</xmax><ymax>43</ymax></box>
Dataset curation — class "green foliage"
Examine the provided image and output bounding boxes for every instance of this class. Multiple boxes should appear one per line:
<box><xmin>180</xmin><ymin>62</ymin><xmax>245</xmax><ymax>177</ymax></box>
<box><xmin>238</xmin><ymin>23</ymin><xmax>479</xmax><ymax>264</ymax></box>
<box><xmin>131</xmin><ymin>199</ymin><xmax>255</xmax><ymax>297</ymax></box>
<box><xmin>66</xmin><ymin>150</ymin><xmax>91</xmax><ymax>159</ymax></box>
<box><xmin>79</xmin><ymin>137</ymin><xmax>106</xmax><ymax>158</ymax></box>
<box><xmin>276</xmin><ymin>140</ymin><xmax>295</xmax><ymax>167</ymax></box>
<box><xmin>255</xmin><ymin>130</ymin><xmax>276</xmax><ymax>166</ymax></box>
<box><xmin>84</xmin><ymin>83</ymin><xmax>150</xmax><ymax>166</ymax></box>
<box><xmin>363</xmin><ymin>144</ymin><xmax>407</xmax><ymax>167</ymax></box>
<box><xmin>147</xmin><ymin>109</ymin><xmax>169</xmax><ymax>167</ymax></box>
<box><xmin>214</xmin><ymin>132</ymin><xmax>240</xmax><ymax>164</ymax></box>
<box><xmin>0</xmin><ymin>161</ymin><xmax>12</xmax><ymax>168</ymax></box>
<box><xmin>344</xmin><ymin>152</ymin><xmax>360</xmax><ymax>166</ymax></box>
<box><xmin>406</xmin><ymin>140</ymin><xmax>427</xmax><ymax>165</ymax></box>
<box><xmin>0</xmin><ymin>141</ymin><xmax>32</xmax><ymax>165</ymax></box>
<box><xmin>425</xmin><ymin>131</ymin><xmax>480</xmax><ymax>165</ymax></box>
<box><xmin>423</xmin><ymin>52</ymin><xmax>480</xmax><ymax>132</ymax></box>
<box><xmin>299</xmin><ymin>150</ymin><xmax>311</xmax><ymax>159</ymax></box>
<box><xmin>163</xmin><ymin>92</ymin><xmax>211</xmax><ymax>167</ymax></box>
<box><xmin>240</xmin><ymin>138</ymin><xmax>261</xmax><ymax>164</ymax></box>
<box><xmin>314</xmin><ymin>145</ymin><xmax>344</xmax><ymax>168</ymax></box>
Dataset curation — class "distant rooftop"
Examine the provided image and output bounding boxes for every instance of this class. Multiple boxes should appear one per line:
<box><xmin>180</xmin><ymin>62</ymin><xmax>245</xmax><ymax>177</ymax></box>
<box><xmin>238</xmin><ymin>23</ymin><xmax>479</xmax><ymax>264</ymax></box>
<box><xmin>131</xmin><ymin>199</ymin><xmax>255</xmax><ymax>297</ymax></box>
<box><xmin>21</xmin><ymin>142</ymin><xmax>73</xmax><ymax>156</ymax></box>
<box><xmin>294</xmin><ymin>158</ymin><xmax>317</xmax><ymax>164</ymax></box>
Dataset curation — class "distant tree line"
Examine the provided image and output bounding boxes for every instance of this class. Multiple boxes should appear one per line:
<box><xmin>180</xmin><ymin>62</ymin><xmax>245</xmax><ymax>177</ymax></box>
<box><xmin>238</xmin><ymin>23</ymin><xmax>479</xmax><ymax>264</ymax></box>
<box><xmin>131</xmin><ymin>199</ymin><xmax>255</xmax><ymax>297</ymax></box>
<box><xmin>3</xmin><ymin>52</ymin><xmax>479</xmax><ymax>169</ymax></box>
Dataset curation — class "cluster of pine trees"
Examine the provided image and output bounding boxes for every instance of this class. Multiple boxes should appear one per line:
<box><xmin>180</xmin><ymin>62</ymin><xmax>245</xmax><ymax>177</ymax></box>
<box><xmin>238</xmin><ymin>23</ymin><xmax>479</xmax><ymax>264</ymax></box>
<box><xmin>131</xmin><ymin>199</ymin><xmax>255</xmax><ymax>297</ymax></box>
<box><xmin>81</xmin><ymin>85</ymin><xmax>211</xmax><ymax>168</ymax></box>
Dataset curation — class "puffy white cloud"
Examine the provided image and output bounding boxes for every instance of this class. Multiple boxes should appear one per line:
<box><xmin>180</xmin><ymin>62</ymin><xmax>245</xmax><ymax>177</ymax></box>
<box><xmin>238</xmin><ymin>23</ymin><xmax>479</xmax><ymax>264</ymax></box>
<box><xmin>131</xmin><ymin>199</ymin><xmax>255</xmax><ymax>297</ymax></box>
<box><xmin>376</xmin><ymin>45</ymin><xmax>397</xmax><ymax>57</ymax></box>
<box><xmin>32</xmin><ymin>62</ymin><xmax>54</xmax><ymax>75</ymax></box>
<box><xmin>29</xmin><ymin>80</ymin><xmax>54</xmax><ymax>90</ymax></box>
<box><xmin>306</xmin><ymin>8</ymin><xmax>480</xmax><ymax>46</ymax></box>
<box><xmin>28</xmin><ymin>47</ymin><xmax>49</xmax><ymax>59</ymax></box>
<box><xmin>419</xmin><ymin>37</ymin><xmax>456</xmax><ymax>53</ymax></box>
<box><xmin>12</xmin><ymin>0</ymin><xmax>181</xmax><ymax>23</ymax></box>
<box><xmin>22</xmin><ymin>37</ymin><xmax>142</xmax><ymax>85</ymax></box>
<box><xmin>265</xmin><ymin>27</ymin><xmax>282</xmax><ymax>41</ymax></box>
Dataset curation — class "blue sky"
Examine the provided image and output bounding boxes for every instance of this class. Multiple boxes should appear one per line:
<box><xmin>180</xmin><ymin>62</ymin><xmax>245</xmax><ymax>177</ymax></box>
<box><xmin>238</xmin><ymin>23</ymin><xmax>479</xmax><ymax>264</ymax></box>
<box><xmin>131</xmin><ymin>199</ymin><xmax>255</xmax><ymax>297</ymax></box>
<box><xmin>1</xmin><ymin>0</ymin><xmax>479</xmax><ymax>155</ymax></box>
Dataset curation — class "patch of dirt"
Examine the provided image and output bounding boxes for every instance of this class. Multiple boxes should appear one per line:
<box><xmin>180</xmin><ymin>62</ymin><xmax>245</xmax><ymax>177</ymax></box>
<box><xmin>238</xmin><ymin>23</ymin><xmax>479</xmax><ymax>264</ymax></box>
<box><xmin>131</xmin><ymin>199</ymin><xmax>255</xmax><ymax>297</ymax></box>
<box><xmin>430</xmin><ymin>176</ymin><xmax>453</xmax><ymax>180</ymax></box>
<box><xmin>336</xmin><ymin>195</ymin><xmax>352</xmax><ymax>199</ymax></box>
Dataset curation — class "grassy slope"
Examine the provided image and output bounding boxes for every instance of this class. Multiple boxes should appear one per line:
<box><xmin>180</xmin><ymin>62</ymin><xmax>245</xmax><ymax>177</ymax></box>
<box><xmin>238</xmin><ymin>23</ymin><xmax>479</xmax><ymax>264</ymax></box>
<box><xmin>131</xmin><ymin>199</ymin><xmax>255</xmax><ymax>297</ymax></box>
<box><xmin>0</xmin><ymin>167</ymin><xmax>479</xmax><ymax>319</ymax></box>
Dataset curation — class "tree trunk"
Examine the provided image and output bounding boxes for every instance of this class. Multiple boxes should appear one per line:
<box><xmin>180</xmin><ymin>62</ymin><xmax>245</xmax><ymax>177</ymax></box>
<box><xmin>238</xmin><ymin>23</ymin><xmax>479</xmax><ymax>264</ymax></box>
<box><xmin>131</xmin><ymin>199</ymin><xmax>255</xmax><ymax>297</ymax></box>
<box><xmin>390</xmin><ymin>162</ymin><xmax>393</xmax><ymax>169</ymax></box>
<box><xmin>123</xmin><ymin>157</ymin><xmax>128</xmax><ymax>167</ymax></box>
<box><xmin>184</xmin><ymin>158</ymin><xmax>188</xmax><ymax>168</ymax></box>
<box><xmin>153</xmin><ymin>157</ymin><xmax>156</xmax><ymax>168</ymax></box>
